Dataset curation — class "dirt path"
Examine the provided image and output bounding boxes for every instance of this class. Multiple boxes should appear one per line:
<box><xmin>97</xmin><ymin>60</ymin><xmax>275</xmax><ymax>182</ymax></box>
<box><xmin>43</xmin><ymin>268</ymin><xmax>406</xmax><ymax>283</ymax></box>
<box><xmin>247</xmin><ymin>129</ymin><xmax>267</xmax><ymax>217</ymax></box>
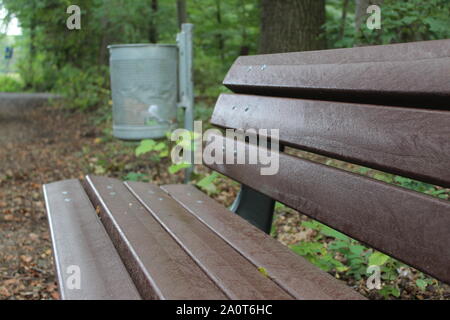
<box><xmin>0</xmin><ymin>94</ymin><xmax>91</xmax><ymax>299</ymax></box>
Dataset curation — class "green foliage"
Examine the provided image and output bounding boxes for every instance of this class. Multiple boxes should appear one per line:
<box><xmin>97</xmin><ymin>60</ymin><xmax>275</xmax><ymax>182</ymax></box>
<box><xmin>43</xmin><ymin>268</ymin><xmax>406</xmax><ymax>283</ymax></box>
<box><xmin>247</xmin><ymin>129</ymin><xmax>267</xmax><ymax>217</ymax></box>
<box><xmin>135</xmin><ymin>138</ymin><xmax>169</xmax><ymax>162</ymax></box>
<box><xmin>124</xmin><ymin>172</ymin><xmax>149</xmax><ymax>182</ymax></box>
<box><xmin>291</xmin><ymin>241</ymin><xmax>349</xmax><ymax>273</ymax></box>
<box><xmin>379</xmin><ymin>285</ymin><xmax>401</xmax><ymax>299</ymax></box>
<box><xmin>368</xmin><ymin>252</ymin><xmax>390</xmax><ymax>266</ymax></box>
<box><xmin>189</xmin><ymin>0</ymin><xmax>260</xmax><ymax>97</ymax></box>
<box><xmin>54</xmin><ymin>65</ymin><xmax>110</xmax><ymax>110</ymax></box>
<box><xmin>257</xmin><ymin>267</ymin><xmax>269</xmax><ymax>278</ymax></box>
<box><xmin>325</xmin><ymin>0</ymin><xmax>450</xmax><ymax>48</ymax></box>
<box><xmin>359</xmin><ymin>0</ymin><xmax>450</xmax><ymax>45</ymax></box>
<box><xmin>2</xmin><ymin>0</ymin><xmax>261</xmax><ymax>107</ymax></box>
<box><xmin>196</xmin><ymin>172</ymin><xmax>220</xmax><ymax>195</ymax></box>
<box><xmin>415</xmin><ymin>277</ymin><xmax>433</xmax><ymax>291</ymax></box>
<box><xmin>0</xmin><ymin>74</ymin><xmax>24</xmax><ymax>92</ymax></box>
<box><xmin>290</xmin><ymin>219</ymin><xmax>437</xmax><ymax>298</ymax></box>
<box><xmin>371</xmin><ymin>173</ymin><xmax>449</xmax><ymax>200</ymax></box>
<box><xmin>274</xmin><ymin>202</ymin><xmax>286</xmax><ymax>210</ymax></box>
<box><xmin>168</xmin><ymin>162</ymin><xmax>191</xmax><ymax>174</ymax></box>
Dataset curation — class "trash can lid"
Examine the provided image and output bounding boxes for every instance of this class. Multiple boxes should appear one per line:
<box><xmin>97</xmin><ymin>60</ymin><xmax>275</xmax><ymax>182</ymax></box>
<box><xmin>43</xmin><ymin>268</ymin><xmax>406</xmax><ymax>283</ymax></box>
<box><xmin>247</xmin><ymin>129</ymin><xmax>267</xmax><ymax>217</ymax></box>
<box><xmin>108</xmin><ymin>43</ymin><xmax>177</xmax><ymax>49</ymax></box>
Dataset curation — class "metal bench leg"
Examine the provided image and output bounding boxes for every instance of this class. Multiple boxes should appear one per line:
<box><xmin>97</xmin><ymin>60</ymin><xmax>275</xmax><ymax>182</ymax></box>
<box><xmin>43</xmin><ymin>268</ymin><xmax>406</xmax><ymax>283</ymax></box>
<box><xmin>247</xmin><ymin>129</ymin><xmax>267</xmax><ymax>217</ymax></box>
<box><xmin>230</xmin><ymin>185</ymin><xmax>275</xmax><ymax>234</ymax></box>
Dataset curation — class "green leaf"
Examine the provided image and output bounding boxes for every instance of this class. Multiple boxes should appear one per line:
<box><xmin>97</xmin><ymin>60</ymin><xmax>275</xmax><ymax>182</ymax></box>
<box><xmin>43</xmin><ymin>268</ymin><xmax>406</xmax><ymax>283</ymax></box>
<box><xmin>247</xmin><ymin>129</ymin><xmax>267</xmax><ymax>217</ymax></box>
<box><xmin>368</xmin><ymin>252</ymin><xmax>390</xmax><ymax>266</ymax></box>
<box><xmin>275</xmin><ymin>202</ymin><xmax>286</xmax><ymax>210</ymax></box>
<box><xmin>168</xmin><ymin>163</ymin><xmax>191</xmax><ymax>174</ymax></box>
<box><xmin>258</xmin><ymin>267</ymin><xmax>269</xmax><ymax>278</ymax></box>
<box><xmin>359</xmin><ymin>167</ymin><xmax>370</xmax><ymax>174</ymax></box>
<box><xmin>154</xmin><ymin>142</ymin><xmax>167</xmax><ymax>152</ymax></box>
<box><xmin>301</xmin><ymin>220</ymin><xmax>322</xmax><ymax>230</ymax></box>
<box><xmin>159</xmin><ymin>149</ymin><xmax>169</xmax><ymax>158</ymax></box>
<box><xmin>135</xmin><ymin>139</ymin><xmax>157</xmax><ymax>157</ymax></box>
<box><xmin>374</xmin><ymin>173</ymin><xmax>394</xmax><ymax>183</ymax></box>
<box><xmin>196</xmin><ymin>172</ymin><xmax>219</xmax><ymax>194</ymax></box>
<box><xmin>301</xmin><ymin>221</ymin><xmax>349</xmax><ymax>241</ymax></box>
<box><xmin>320</xmin><ymin>225</ymin><xmax>349</xmax><ymax>241</ymax></box>
<box><xmin>415</xmin><ymin>279</ymin><xmax>428</xmax><ymax>291</ymax></box>
<box><xmin>379</xmin><ymin>285</ymin><xmax>400</xmax><ymax>298</ymax></box>
<box><xmin>124</xmin><ymin>172</ymin><xmax>148</xmax><ymax>182</ymax></box>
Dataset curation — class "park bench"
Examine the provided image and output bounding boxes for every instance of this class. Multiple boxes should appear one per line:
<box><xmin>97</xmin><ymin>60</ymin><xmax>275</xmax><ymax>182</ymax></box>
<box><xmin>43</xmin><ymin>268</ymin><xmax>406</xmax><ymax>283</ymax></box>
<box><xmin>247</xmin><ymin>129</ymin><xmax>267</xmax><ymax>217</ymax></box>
<box><xmin>43</xmin><ymin>39</ymin><xmax>450</xmax><ymax>300</ymax></box>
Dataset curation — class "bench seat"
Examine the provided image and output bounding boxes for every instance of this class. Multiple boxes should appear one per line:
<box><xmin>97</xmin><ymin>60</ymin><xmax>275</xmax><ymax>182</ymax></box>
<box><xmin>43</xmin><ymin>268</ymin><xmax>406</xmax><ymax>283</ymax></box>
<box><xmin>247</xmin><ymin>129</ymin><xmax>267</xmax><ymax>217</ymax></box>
<box><xmin>43</xmin><ymin>175</ymin><xmax>364</xmax><ymax>300</ymax></box>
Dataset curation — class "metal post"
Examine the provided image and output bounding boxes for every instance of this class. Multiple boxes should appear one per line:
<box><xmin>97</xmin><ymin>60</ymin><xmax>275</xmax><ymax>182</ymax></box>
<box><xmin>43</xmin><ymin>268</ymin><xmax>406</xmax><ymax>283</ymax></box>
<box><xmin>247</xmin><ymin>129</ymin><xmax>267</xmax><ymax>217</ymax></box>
<box><xmin>229</xmin><ymin>143</ymin><xmax>283</xmax><ymax>234</ymax></box>
<box><xmin>177</xmin><ymin>23</ymin><xmax>194</xmax><ymax>183</ymax></box>
<box><xmin>229</xmin><ymin>185</ymin><xmax>276</xmax><ymax>234</ymax></box>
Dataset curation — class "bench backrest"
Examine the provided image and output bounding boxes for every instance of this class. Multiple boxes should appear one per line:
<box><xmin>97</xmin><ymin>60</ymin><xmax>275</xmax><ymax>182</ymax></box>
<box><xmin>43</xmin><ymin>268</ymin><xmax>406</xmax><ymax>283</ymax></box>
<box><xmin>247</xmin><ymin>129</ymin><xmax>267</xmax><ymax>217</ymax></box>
<box><xmin>205</xmin><ymin>40</ymin><xmax>450</xmax><ymax>285</ymax></box>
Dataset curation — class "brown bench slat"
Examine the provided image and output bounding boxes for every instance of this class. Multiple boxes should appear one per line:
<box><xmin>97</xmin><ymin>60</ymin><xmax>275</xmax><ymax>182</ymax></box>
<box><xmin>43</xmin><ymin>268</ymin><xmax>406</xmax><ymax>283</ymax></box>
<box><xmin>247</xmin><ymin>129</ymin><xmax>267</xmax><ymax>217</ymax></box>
<box><xmin>83</xmin><ymin>175</ymin><xmax>227</xmax><ymax>300</ymax></box>
<box><xmin>125</xmin><ymin>181</ymin><xmax>293</xmax><ymax>300</ymax></box>
<box><xmin>43</xmin><ymin>179</ymin><xmax>141</xmax><ymax>300</ymax></box>
<box><xmin>224</xmin><ymin>41</ymin><xmax>450</xmax><ymax>108</ymax></box>
<box><xmin>228</xmin><ymin>39</ymin><xmax>450</xmax><ymax>66</ymax></box>
<box><xmin>211</xmin><ymin>94</ymin><xmax>450</xmax><ymax>188</ymax></box>
<box><xmin>205</xmin><ymin>134</ymin><xmax>450</xmax><ymax>284</ymax></box>
<box><xmin>161</xmin><ymin>184</ymin><xmax>365</xmax><ymax>300</ymax></box>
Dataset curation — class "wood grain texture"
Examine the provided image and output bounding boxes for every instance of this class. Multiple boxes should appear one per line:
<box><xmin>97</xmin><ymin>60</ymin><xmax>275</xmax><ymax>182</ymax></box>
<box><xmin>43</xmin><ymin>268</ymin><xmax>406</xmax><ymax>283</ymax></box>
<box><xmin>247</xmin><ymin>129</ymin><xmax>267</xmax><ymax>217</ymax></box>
<box><xmin>205</xmin><ymin>134</ymin><xmax>450</xmax><ymax>284</ymax></box>
<box><xmin>43</xmin><ymin>179</ymin><xmax>141</xmax><ymax>300</ymax></box>
<box><xmin>83</xmin><ymin>175</ymin><xmax>227</xmax><ymax>300</ymax></box>
<box><xmin>211</xmin><ymin>94</ymin><xmax>450</xmax><ymax>188</ymax></box>
<box><xmin>126</xmin><ymin>180</ymin><xmax>293</xmax><ymax>300</ymax></box>
<box><xmin>223</xmin><ymin>40</ymin><xmax>450</xmax><ymax>108</ymax></box>
<box><xmin>162</xmin><ymin>184</ymin><xmax>365</xmax><ymax>300</ymax></box>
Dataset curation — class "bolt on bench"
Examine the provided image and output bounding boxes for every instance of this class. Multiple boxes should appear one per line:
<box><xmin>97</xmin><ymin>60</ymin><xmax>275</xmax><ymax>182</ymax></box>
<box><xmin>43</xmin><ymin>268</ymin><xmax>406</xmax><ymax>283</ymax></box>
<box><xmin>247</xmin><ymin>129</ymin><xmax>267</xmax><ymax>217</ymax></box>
<box><xmin>44</xmin><ymin>39</ymin><xmax>450</xmax><ymax>300</ymax></box>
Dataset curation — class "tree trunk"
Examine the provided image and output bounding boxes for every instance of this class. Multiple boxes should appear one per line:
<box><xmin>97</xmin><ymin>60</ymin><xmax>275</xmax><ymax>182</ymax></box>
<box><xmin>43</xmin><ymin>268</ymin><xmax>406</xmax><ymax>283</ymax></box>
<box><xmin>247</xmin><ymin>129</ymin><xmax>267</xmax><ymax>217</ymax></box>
<box><xmin>28</xmin><ymin>2</ymin><xmax>37</xmax><ymax>89</ymax></box>
<box><xmin>149</xmin><ymin>0</ymin><xmax>158</xmax><ymax>43</ymax></box>
<box><xmin>215</xmin><ymin>0</ymin><xmax>225</xmax><ymax>61</ymax></box>
<box><xmin>177</xmin><ymin>0</ymin><xmax>188</xmax><ymax>29</ymax></box>
<box><xmin>238</xmin><ymin>0</ymin><xmax>250</xmax><ymax>56</ymax></box>
<box><xmin>259</xmin><ymin>0</ymin><xmax>326</xmax><ymax>54</ymax></box>
<box><xmin>339</xmin><ymin>0</ymin><xmax>350</xmax><ymax>41</ymax></box>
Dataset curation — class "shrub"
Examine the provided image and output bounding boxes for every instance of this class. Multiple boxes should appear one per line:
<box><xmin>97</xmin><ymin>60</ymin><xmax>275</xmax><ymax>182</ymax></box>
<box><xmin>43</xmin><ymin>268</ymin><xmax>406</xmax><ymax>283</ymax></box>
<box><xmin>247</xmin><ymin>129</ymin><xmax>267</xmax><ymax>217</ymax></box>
<box><xmin>53</xmin><ymin>65</ymin><xmax>111</xmax><ymax>110</ymax></box>
<box><xmin>0</xmin><ymin>74</ymin><xmax>24</xmax><ymax>92</ymax></box>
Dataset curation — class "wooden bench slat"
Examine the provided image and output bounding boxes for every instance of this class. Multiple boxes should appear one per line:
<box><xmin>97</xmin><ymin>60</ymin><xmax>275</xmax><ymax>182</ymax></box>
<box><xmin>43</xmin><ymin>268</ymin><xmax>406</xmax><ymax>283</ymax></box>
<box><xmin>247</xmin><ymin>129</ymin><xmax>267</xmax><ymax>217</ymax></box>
<box><xmin>205</xmin><ymin>134</ymin><xmax>450</xmax><ymax>284</ymax></box>
<box><xmin>125</xmin><ymin>181</ymin><xmax>293</xmax><ymax>300</ymax></box>
<box><xmin>228</xmin><ymin>39</ymin><xmax>450</xmax><ymax>66</ymax></box>
<box><xmin>161</xmin><ymin>184</ymin><xmax>365</xmax><ymax>300</ymax></box>
<box><xmin>224</xmin><ymin>41</ymin><xmax>450</xmax><ymax>108</ymax></box>
<box><xmin>211</xmin><ymin>94</ymin><xmax>450</xmax><ymax>188</ymax></box>
<box><xmin>43</xmin><ymin>179</ymin><xmax>141</xmax><ymax>300</ymax></box>
<box><xmin>83</xmin><ymin>175</ymin><xmax>227</xmax><ymax>300</ymax></box>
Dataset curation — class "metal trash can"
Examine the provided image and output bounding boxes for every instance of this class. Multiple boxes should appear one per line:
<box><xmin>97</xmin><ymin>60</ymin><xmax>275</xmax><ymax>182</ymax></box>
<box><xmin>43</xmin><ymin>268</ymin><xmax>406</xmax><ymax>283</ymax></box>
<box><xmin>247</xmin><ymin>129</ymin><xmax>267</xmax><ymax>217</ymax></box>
<box><xmin>108</xmin><ymin>44</ymin><xmax>178</xmax><ymax>140</ymax></box>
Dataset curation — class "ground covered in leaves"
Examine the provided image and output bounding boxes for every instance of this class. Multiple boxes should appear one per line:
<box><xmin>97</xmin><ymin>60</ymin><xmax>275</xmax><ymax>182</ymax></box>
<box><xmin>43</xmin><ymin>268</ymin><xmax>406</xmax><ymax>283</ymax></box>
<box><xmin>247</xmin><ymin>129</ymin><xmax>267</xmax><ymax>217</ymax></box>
<box><xmin>0</xmin><ymin>98</ymin><xmax>448</xmax><ymax>300</ymax></box>
<box><xmin>0</xmin><ymin>99</ymin><xmax>183</xmax><ymax>300</ymax></box>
